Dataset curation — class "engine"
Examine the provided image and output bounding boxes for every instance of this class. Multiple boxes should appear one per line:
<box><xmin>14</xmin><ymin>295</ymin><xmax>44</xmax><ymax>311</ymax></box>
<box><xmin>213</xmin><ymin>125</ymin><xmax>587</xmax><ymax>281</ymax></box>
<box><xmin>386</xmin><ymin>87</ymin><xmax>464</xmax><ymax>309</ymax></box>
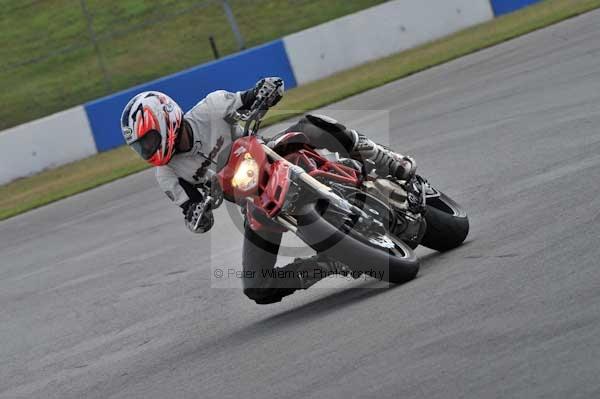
<box><xmin>363</xmin><ymin>179</ymin><xmax>426</xmax><ymax>249</ymax></box>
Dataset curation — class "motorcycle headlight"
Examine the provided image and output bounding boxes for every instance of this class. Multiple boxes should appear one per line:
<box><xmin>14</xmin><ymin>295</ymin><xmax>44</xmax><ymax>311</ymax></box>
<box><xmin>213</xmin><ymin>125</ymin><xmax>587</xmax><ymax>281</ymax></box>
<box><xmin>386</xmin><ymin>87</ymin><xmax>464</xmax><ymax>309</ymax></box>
<box><xmin>231</xmin><ymin>153</ymin><xmax>259</xmax><ymax>191</ymax></box>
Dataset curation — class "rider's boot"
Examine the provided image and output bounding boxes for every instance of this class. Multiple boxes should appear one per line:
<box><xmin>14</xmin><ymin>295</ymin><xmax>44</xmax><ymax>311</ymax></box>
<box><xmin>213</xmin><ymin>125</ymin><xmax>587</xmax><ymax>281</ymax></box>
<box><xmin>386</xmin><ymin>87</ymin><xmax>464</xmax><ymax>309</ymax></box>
<box><xmin>286</xmin><ymin>254</ymin><xmax>356</xmax><ymax>289</ymax></box>
<box><xmin>349</xmin><ymin>132</ymin><xmax>417</xmax><ymax>181</ymax></box>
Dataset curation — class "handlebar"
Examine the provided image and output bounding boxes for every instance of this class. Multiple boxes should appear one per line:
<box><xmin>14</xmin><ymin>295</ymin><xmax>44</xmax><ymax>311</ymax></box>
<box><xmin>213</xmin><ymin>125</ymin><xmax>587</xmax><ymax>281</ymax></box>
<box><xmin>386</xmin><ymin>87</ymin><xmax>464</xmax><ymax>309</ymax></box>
<box><xmin>236</xmin><ymin>79</ymin><xmax>284</xmax><ymax>136</ymax></box>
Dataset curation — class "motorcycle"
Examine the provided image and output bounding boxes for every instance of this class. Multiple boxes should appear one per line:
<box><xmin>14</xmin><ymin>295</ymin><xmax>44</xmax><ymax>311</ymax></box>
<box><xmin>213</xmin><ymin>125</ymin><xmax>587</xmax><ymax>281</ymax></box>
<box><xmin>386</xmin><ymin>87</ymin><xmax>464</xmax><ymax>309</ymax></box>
<box><xmin>195</xmin><ymin>91</ymin><xmax>469</xmax><ymax>284</ymax></box>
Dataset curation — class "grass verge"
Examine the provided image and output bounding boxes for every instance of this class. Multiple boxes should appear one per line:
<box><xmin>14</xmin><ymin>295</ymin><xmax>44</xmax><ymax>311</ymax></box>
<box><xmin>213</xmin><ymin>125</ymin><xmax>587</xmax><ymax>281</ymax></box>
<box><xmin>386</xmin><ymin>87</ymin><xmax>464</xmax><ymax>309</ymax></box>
<box><xmin>1</xmin><ymin>0</ymin><xmax>599</xmax><ymax>221</ymax></box>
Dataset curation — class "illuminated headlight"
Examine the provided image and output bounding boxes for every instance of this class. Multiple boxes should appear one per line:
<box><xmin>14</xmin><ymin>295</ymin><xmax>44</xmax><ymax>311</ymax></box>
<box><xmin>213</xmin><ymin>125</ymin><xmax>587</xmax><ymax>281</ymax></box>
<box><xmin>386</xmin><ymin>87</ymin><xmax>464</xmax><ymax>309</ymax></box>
<box><xmin>231</xmin><ymin>153</ymin><xmax>259</xmax><ymax>191</ymax></box>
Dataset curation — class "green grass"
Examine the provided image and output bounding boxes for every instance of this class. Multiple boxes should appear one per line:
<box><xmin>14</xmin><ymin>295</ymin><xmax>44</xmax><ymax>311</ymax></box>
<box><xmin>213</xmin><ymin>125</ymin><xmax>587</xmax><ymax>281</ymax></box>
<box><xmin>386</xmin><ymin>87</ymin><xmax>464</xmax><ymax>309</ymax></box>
<box><xmin>2</xmin><ymin>0</ymin><xmax>600</xmax><ymax>221</ymax></box>
<box><xmin>0</xmin><ymin>0</ymin><xmax>386</xmax><ymax>131</ymax></box>
<box><xmin>0</xmin><ymin>146</ymin><xmax>148</xmax><ymax>220</ymax></box>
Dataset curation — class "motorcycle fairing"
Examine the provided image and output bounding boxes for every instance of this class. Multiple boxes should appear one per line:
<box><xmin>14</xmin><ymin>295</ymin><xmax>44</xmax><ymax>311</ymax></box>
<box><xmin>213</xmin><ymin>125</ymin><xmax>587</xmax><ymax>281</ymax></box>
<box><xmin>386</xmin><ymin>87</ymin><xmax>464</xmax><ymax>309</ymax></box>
<box><xmin>256</xmin><ymin>160</ymin><xmax>292</xmax><ymax>218</ymax></box>
<box><xmin>246</xmin><ymin>159</ymin><xmax>292</xmax><ymax>232</ymax></box>
<box><xmin>217</xmin><ymin>136</ymin><xmax>268</xmax><ymax>201</ymax></box>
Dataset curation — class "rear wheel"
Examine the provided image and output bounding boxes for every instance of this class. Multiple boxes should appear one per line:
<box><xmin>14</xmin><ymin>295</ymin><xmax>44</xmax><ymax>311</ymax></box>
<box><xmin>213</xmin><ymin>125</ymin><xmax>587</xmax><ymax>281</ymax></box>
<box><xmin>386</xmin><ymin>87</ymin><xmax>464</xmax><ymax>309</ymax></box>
<box><xmin>420</xmin><ymin>192</ymin><xmax>469</xmax><ymax>251</ymax></box>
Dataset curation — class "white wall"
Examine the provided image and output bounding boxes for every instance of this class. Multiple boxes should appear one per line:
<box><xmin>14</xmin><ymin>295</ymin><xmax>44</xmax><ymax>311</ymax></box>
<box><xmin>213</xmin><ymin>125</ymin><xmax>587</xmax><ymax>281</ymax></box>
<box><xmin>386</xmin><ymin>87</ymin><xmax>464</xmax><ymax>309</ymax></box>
<box><xmin>283</xmin><ymin>0</ymin><xmax>494</xmax><ymax>85</ymax></box>
<box><xmin>0</xmin><ymin>106</ymin><xmax>97</xmax><ymax>184</ymax></box>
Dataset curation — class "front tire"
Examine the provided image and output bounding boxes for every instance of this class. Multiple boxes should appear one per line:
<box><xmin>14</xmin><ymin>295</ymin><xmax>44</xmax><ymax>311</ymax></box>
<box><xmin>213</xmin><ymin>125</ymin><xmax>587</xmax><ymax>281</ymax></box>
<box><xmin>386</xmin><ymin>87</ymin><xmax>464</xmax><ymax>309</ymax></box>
<box><xmin>295</xmin><ymin>202</ymin><xmax>420</xmax><ymax>284</ymax></box>
<box><xmin>420</xmin><ymin>192</ymin><xmax>469</xmax><ymax>251</ymax></box>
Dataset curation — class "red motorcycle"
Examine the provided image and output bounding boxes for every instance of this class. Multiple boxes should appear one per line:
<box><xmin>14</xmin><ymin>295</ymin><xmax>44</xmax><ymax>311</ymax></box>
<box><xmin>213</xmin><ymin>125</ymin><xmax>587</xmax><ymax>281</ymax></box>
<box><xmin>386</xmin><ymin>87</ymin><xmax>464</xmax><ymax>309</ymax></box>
<box><xmin>207</xmin><ymin>97</ymin><xmax>469</xmax><ymax>283</ymax></box>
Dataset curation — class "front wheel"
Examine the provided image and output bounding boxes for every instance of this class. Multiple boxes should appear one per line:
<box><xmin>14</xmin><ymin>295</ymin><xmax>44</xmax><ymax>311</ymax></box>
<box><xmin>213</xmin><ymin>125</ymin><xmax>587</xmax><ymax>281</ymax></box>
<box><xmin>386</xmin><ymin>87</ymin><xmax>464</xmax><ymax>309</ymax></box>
<box><xmin>295</xmin><ymin>202</ymin><xmax>420</xmax><ymax>284</ymax></box>
<box><xmin>420</xmin><ymin>191</ymin><xmax>469</xmax><ymax>251</ymax></box>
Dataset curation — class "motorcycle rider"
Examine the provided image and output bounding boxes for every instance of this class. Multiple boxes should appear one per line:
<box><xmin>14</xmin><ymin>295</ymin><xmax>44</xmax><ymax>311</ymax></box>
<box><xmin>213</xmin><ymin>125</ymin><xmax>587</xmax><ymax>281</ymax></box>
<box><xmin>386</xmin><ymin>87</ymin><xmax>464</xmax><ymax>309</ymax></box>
<box><xmin>120</xmin><ymin>77</ymin><xmax>416</xmax><ymax>304</ymax></box>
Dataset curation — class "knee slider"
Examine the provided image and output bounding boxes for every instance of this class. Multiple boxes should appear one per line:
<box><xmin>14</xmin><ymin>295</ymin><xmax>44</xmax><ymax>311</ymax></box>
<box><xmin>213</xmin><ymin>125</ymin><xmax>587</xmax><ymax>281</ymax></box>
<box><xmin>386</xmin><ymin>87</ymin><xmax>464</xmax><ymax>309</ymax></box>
<box><xmin>243</xmin><ymin>288</ymin><xmax>283</xmax><ymax>305</ymax></box>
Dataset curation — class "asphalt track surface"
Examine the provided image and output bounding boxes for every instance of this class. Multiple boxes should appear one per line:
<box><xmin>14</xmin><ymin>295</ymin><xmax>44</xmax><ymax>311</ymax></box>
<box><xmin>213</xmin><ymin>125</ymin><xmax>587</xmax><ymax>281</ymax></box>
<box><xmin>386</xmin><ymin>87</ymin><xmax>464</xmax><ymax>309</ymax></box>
<box><xmin>2</xmin><ymin>11</ymin><xmax>600</xmax><ymax>399</ymax></box>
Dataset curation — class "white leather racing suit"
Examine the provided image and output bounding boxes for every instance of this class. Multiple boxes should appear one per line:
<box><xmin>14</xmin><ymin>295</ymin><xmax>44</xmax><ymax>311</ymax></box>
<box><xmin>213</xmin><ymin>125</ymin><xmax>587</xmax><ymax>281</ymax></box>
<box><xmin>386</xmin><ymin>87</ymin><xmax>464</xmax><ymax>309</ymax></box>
<box><xmin>155</xmin><ymin>90</ymin><xmax>243</xmax><ymax>206</ymax></box>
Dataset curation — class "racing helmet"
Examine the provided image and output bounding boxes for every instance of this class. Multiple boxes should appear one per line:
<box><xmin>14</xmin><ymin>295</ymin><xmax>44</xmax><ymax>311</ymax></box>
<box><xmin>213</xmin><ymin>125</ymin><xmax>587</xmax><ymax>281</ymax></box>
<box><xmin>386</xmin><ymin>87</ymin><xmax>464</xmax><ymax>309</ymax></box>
<box><xmin>120</xmin><ymin>91</ymin><xmax>183</xmax><ymax>166</ymax></box>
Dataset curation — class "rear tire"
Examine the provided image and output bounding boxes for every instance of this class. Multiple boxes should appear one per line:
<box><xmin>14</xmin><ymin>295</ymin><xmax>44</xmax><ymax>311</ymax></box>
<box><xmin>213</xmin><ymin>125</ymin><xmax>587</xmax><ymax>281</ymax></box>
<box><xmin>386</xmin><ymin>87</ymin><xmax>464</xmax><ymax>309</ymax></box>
<box><xmin>420</xmin><ymin>192</ymin><xmax>469</xmax><ymax>251</ymax></box>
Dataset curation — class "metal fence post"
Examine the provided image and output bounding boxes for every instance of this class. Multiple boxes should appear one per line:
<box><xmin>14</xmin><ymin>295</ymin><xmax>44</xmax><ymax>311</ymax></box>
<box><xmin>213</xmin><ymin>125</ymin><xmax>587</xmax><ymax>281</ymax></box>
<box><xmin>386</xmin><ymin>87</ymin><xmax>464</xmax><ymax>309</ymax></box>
<box><xmin>79</xmin><ymin>0</ymin><xmax>112</xmax><ymax>92</ymax></box>
<box><xmin>221</xmin><ymin>0</ymin><xmax>245</xmax><ymax>51</ymax></box>
<box><xmin>209</xmin><ymin>36</ymin><xmax>220</xmax><ymax>59</ymax></box>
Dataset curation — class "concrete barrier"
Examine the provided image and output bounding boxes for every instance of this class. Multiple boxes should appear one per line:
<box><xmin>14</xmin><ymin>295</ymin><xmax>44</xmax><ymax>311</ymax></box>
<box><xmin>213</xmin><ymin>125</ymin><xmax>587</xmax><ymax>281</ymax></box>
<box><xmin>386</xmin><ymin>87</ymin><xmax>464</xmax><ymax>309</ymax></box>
<box><xmin>0</xmin><ymin>106</ymin><xmax>96</xmax><ymax>185</ymax></box>
<box><xmin>283</xmin><ymin>0</ymin><xmax>494</xmax><ymax>85</ymax></box>
<box><xmin>85</xmin><ymin>40</ymin><xmax>296</xmax><ymax>152</ymax></box>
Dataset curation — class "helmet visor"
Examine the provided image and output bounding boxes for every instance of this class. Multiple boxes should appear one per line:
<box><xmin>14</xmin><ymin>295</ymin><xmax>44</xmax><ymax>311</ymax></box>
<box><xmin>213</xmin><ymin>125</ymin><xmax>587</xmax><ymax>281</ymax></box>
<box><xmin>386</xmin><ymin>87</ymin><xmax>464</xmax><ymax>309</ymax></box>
<box><xmin>131</xmin><ymin>130</ymin><xmax>161</xmax><ymax>160</ymax></box>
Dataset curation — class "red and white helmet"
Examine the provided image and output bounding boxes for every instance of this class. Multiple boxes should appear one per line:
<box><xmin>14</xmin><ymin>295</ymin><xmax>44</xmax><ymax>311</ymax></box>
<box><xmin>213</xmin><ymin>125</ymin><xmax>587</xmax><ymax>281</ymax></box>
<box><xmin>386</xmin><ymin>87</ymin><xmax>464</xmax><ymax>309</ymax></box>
<box><xmin>120</xmin><ymin>91</ymin><xmax>183</xmax><ymax>166</ymax></box>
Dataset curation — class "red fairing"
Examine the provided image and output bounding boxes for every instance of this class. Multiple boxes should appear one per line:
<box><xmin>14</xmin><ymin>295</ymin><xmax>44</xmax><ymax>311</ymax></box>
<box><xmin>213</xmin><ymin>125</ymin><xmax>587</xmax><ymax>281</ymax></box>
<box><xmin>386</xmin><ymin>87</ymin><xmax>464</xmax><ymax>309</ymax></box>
<box><xmin>217</xmin><ymin>136</ymin><xmax>268</xmax><ymax>202</ymax></box>
<box><xmin>255</xmin><ymin>160</ymin><xmax>291</xmax><ymax>218</ymax></box>
<box><xmin>217</xmin><ymin>136</ymin><xmax>291</xmax><ymax>232</ymax></box>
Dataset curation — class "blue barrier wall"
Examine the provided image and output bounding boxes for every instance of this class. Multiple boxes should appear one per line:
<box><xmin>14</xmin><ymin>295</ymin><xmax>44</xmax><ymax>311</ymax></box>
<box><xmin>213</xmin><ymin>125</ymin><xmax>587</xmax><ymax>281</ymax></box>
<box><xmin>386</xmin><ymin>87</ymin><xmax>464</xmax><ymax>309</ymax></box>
<box><xmin>489</xmin><ymin>0</ymin><xmax>542</xmax><ymax>16</ymax></box>
<box><xmin>85</xmin><ymin>40</ymin><xmax>297</xmax><ymax>152</ymax></box>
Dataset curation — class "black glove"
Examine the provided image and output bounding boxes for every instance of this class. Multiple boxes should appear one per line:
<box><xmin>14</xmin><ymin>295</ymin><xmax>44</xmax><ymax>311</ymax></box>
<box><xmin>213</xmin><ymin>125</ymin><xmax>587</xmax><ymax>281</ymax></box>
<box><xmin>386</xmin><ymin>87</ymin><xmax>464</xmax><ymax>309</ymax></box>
<box><xmin>181</xmin><ymin>199</ymin><xmax>214</xmax><ymax>234</ymax></box>
<box><xmin>255</xmin><ymin>77</ymin><xmax>284</xmax><ymax>107</ymax></box>
<box><xmin>239</xmin><ymin>77</ymin><xmax>284</xmax><ymax>113</ymax></box>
